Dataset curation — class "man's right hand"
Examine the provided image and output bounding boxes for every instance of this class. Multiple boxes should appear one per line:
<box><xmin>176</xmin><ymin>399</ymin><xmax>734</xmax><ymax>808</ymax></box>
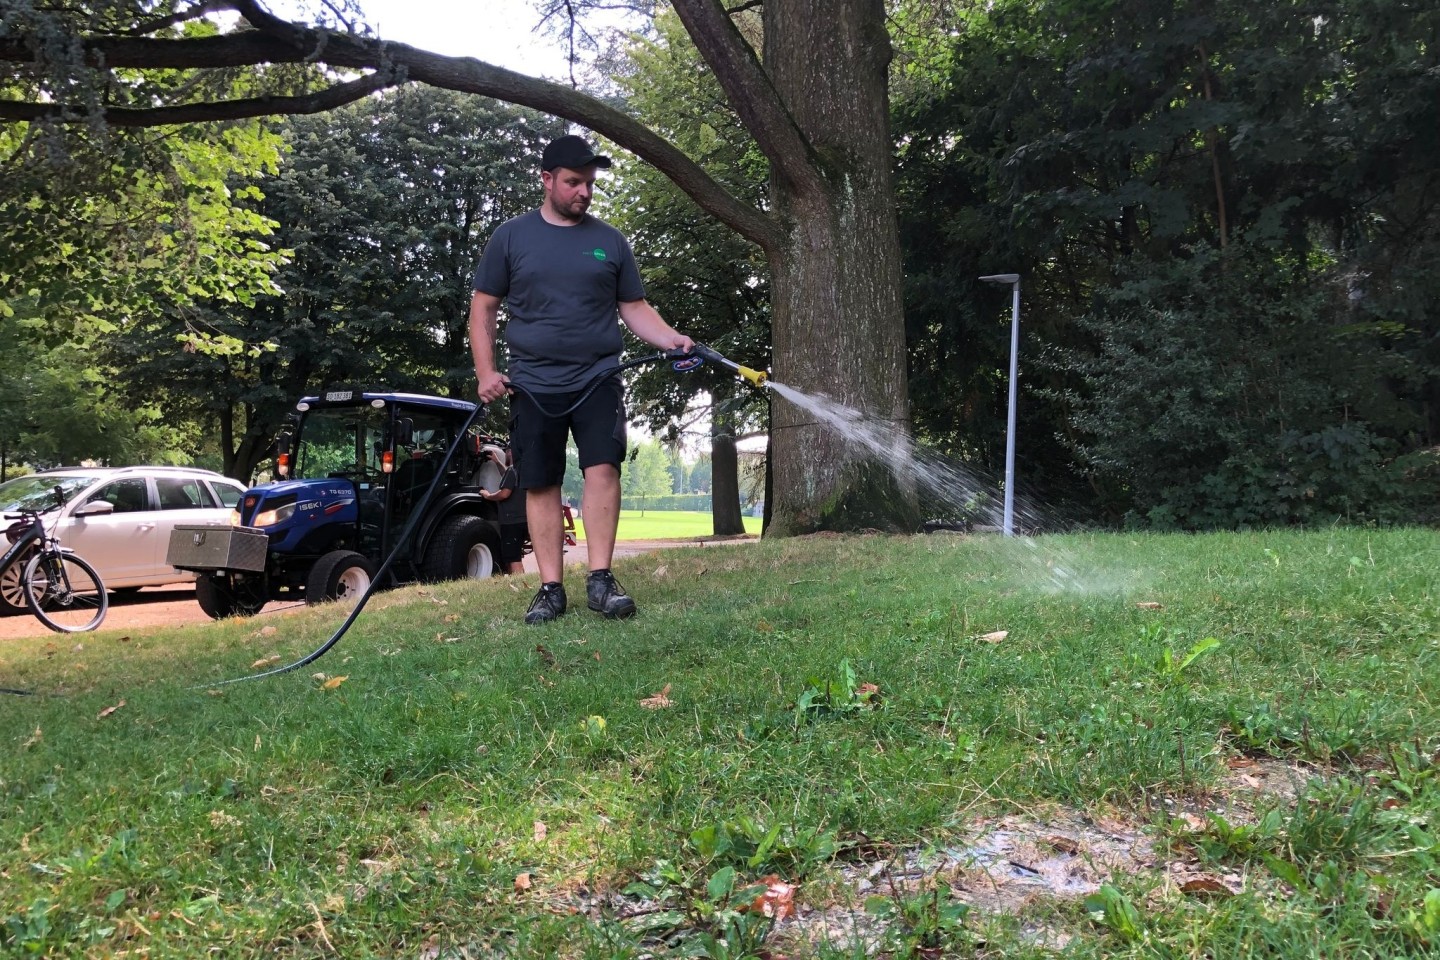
<box><xmin>477</xmin><ymin>369</ymin><xmax>511</xmax><ymax>404</ymax></box>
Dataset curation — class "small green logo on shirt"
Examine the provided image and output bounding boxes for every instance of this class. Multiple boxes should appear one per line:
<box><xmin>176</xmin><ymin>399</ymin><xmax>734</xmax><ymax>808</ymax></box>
<box><xmin>592</xmin><ymin>248</ymin><xmax>607</xmax><ymax>261</ymax></box>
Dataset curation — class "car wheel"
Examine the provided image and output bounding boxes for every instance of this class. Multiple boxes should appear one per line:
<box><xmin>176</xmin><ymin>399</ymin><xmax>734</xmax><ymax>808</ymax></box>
<box><xmin>305</xmin><ymin>550</ymin><xmax>375</xmax><ymax>607</ymax></box>
<box><xmin>421</xmin><ymin>515</ymin><xmax>501</xmax><ymax>582</ymax></box>
<box><xmin>195</xmin><ymin>574</ymin><xmax>267</xmax><ymax>620</ymax></box>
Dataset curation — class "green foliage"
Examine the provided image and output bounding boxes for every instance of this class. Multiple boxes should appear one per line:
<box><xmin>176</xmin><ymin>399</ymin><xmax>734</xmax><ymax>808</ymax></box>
<box><xmin>793</xmin><ymin>658</ymin><xmax>881</xmax><ymax>725</ymax></box>
<box><xmin>1157</xmin><ymin>635</ymin><xmax>1221</xmax><ymax>687</ymax></box>
<box><xmin>690</xmin><ymin>817</ymin><xmax>837</xmax><ymax>875</ymax></box>
<box><xmin>1226</xmin><ymin>691</ymin><xmax>1392</xmax><ymax>761</ymax></box>
<box><xmin>864</xmin><ymin>881</ymin><xmax>971</xmax><ymax>957</ymax></box>
<box><xmin>1084</xmin><ymin>884</ymin><xmax>1146</xmax><ymax>943</ymax></box>
<box><xmin>109</xmin><ymin>87</ymin><xmax>564</xmax><ymax>479</ymax></box>
<box><xmin>1055</xmin><ymin>249</ymin><xmax>1434</xmax><ymax>527</ymax></box>
<box><xmin>1</xmin><ymin>103</ymin><xmax>286</xmax><ymax>469</ymax></box>
<box><xmin>622</xmin><ymin>860</ymin><xmax>781</xmax><ymax>958</ymax></box>
<box><xmin>895</xmin><ymin>0</ymin><xmax>1440</xmax><ymax>526</ymax></box>
<box><xmin>620</xmin><ymin>493</ymin><xmax>715</xmax><ymax>512</ymax></box>
<box><xmin>622</xmin><ymin>441</ymin><xmax>676</xmax><ymax>502</ymax></box>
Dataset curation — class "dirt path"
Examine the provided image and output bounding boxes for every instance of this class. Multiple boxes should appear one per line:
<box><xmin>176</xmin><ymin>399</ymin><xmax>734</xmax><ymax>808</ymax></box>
<box><xmin>0</xmin><ymin>536</ymin><xmax>756</xmax><ymax>641</ymax></box>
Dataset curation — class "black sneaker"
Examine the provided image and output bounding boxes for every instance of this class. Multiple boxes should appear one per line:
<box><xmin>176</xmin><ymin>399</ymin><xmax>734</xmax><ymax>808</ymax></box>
<box><xmin>525</xmin><ymin>582</ymin><xmax>567</xmax><ymax>624</ymax></box>
<box><xmin>586</xmin><ymin>569</ymin><xmax>637</xmax><ymax>619</ymax></box>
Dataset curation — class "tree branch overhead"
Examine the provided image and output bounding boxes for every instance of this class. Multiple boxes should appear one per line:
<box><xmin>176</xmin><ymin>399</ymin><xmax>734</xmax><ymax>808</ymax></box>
<box><xmin>0</xmin><ymin>0</ymin><xmax>782</xmax><ymax>252</ymax></box>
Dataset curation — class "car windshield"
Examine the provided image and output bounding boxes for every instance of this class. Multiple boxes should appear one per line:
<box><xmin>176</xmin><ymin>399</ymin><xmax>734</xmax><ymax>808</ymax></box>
<box><xmin>0</xmin><ymin>475</ymin><xmax>96</xmax><ymax>513</ymax></box>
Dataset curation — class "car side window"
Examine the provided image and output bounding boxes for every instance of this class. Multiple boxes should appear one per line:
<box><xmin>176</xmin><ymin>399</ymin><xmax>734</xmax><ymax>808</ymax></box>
<box><xmin>156</xmin><ymin>477</ymin><xmax>212</xmax><ymax>510</ymax></box>
<box><xmin>209</xmin><ymin>482</ymin><xmax>243</xmax><ymax>508</ymax></box>
<box><xmin>91</xmin><ymin>478</ymin><xmax>150</xmax><ymax>513</ymax></box>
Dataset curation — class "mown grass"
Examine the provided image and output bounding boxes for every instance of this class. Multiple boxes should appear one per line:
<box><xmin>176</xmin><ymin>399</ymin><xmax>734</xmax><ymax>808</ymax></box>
<box><xmin>576</xmin><ymin>509</ymin><xmax>762</xmax><ymax>541</ymax></box>
<box><xmin>1</xmin><ymin>528</ymin><xmax>1437</xmax><ymax>958</ymax></box>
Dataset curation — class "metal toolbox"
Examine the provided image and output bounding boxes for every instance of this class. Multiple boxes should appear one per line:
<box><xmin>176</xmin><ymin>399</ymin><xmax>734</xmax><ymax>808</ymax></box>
<box><xmin>167</xmin><ymin>525</ymin><xmax>270</xmax><ymax>572</ymax></box>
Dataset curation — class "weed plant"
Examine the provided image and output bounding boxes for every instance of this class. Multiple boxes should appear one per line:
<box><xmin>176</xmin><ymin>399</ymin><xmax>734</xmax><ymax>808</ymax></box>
<box><xmin>0</xmin><ymin>528</ymin><xmax>1436</xmax><ymax>957</ymax></box>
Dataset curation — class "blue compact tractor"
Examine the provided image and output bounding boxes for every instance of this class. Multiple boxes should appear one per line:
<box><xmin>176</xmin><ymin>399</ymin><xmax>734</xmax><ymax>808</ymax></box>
<box><xmin>168</xmin><ymin>388</ymin><xmax>516</xmax><ymax>619</ymax></box>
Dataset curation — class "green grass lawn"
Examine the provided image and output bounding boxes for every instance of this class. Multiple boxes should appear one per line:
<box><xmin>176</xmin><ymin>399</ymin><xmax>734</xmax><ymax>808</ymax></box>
<box><xmin>577</xmin><ymin>509</ymin><xmax>762</xmax><ymax>541</ymax></box>
<box><xmin>2</xmin><ymin>528</ymin><xmax>1438</xmax><ymax>957</ymax></box>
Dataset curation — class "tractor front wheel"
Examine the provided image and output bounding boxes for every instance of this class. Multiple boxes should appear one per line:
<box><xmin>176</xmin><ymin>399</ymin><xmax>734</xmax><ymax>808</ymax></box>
<box><xmin>195</xmin><ymin>574</ymin><xmax>268</xmax><ymax>620</ymax></box>
<box><xmin>306</xmin><ymin>550</ymin><xmax>375</xmax><ymax>607</ymax></box>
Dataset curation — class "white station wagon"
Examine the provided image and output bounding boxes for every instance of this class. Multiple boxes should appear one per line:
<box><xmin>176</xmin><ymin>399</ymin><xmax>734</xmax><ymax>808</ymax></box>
<box><xmin>0</xmin><ymin>466</ymin><xmax>246</xmax><ymax>614</ymax></box>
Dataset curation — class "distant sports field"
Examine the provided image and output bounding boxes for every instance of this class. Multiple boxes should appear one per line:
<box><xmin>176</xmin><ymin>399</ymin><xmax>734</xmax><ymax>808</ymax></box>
<box><xmin>576</xmin><ymin>509</ymin><xmax>762</xmax><ymax>541</ymax></box>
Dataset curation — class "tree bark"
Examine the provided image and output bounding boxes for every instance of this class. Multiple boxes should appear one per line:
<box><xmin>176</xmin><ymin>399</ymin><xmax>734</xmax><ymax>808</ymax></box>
<box><xmin>709</xmin><ymin>407</ymin><xmax>745</xmax><ymax>536</ymax></box>
<box><xmin>761</xmin><ymin>0</ymin><xmax>912</xmax><ymax>534</ymax></box>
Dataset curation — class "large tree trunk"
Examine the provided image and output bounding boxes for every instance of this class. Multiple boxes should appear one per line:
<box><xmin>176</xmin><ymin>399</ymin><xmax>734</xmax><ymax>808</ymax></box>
<box><xmin>762</xmin><ymin>0</ymin><xmax>912</xmax><ymax>535</ymax></box>
<box><xmin>709</xmin><ymin>406</ymin><xmax>745</xmax><ymax>535</ymax></box>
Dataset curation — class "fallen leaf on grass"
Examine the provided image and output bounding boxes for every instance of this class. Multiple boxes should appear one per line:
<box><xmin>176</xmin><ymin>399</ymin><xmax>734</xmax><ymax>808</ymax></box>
<box><xmin>978</xmin><ymin>630</ymin><xmax>1009</xmax><ymax>643</ymax></box>
<box><xmin>444</xmin><ymin>614</ymin><xmax>461</xmax><ymax>624</ymax></box>
<box><xmin>1136</xmin><ymin>601</ymin><xmax>1164</xmax><ymax>610</ymax></box>
<box><xmin>114</xmin><ymin>636</ymin><xmax>131</xmax><ymax>643</ymax></box>
<box><xmin>1226</xmin><ymin>757</ymin><xmax>1257</xmax><ymax>769</ymax></box>
<box><xmin>533</xmin><ymin>821</ymin><xmax>547</xmax><ymax>843</ymax></box>
<box><xmin>22</xmin><ymin>727</ymin><xmax>41</xmax><ymax>749</ymax></box>
<box><xmin>535</xmin><ymin>644</ymin><xmax>556</xmax><ymax>666</ymax></box>
<box><xmin>653</xmin><ymin>564</ymin><xmax>668</xmax><ymax>578</ymax></box>
<box><xmin>640</xmin><ymin>684</ymin><xmax>674</xmax><ymax>709</ymax></box>
<box><xmin>1046</xmin><ymin>835</ymin><xmax>1080</xmax><ymax>855</ymax></box>
<box><xmin>257</xmin><ymin>625</ymin><xmax>278</xmax><ymax>637</ymax></box>
<box><xmin>1179</xmin><ymin>876</ymin><xmax>1233</xmax><ymax>898</ymax></box>
<box><xmin>747</xmin><ymin>876</ymin><xmax>797</xmax><ymax>919</ymax></box>
<box><xmin>322</xmin><ymin>675</ymin><xmax>348</xmax><ymax>690</ymax></box>
<box><xmin>98</xmin><ymin>699</ymin><xmax>126</xmax><ymax>719</ymax></box>
<box><xmin>514</xmin><ymin>872</ymin><xmax>532</xmax><ymax>891</ymax></box>
<box><xmin>252</xmin><ymin>655</ymin><xmax>281</xmax><ymax>669</ymax></box>
<box><xmin>1177</xmin><ymin>812</ymin><xmax>1207</xmax><ymax>831</ymax></box>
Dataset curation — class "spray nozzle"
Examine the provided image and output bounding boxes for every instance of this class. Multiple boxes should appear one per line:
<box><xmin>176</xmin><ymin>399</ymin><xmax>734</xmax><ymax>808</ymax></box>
<box><xmin>678</xmin><ymin>343</ymin><xmax>769</xmax><ymax>388</ymax></box>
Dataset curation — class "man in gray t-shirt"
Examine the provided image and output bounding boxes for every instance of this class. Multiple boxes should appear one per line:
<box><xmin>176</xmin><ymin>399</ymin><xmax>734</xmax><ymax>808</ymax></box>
<box><xmin>468</xmin><ymin>133</ymin><xmax>693</xmax><ymax>625</ymax></box>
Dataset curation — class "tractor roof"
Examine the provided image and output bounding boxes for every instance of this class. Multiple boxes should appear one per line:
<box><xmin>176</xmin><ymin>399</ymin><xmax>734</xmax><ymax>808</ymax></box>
<box><xmin>297</xmin><ymin>388</ymin><xmax>477</xmax><ymax>415</ymax></box>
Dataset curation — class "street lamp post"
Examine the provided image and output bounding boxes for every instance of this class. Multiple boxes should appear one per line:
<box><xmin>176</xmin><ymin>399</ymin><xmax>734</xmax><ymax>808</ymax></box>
<box><xmin>979</xmin><ymin>273</ymin><xmax>1020</xmax><ymax>536</ymax></box>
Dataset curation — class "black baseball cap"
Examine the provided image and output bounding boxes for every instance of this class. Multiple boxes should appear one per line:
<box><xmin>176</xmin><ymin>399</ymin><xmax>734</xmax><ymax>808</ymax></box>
<box><xmin>541</xmin><ymin>134</ymin><xmax>612</xmax><ymax>172</ymax></box>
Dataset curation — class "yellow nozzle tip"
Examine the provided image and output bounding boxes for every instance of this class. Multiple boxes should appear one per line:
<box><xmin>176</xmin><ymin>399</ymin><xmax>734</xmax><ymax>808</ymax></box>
<box><xmin>735</xmin><ymin>365</ymin><xmax>767</xmax><ymax>386</ymax></box>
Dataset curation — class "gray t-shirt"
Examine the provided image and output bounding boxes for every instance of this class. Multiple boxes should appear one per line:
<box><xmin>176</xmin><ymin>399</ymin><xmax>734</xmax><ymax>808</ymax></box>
<box><xmin>473</xmin><ymin>210</ymin><xmax>647</xmax><ymax>391</ymax></box>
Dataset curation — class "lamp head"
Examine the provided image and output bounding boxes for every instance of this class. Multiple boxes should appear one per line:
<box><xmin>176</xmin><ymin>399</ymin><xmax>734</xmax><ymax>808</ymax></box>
<box><xmin>979</xmin><ymin>273</ymin><xmax>1020</xmax><ymax>284</ymax></box>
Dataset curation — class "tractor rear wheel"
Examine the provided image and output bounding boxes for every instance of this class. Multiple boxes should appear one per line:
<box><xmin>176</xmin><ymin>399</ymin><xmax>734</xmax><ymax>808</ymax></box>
<box><xmin>421</xmin><ymin>515</ymin><xmax>502</xmax><ymax>582</ymax></box>
<box><xmin>196</xmin><ymin>574</ymin><xmax>267</xmax><ymax>620</ymax></box>
<box><xmin>306</xmin><ymin>550</ymin><xmax>375</xmax><ymax>607</ymax></box>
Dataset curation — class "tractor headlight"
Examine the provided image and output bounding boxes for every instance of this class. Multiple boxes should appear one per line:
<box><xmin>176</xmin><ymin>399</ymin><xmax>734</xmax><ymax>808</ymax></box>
<box><xmin>252</xmin><ymin>502</ymin><xmax>297</xmax><ymax>527</ymax></box>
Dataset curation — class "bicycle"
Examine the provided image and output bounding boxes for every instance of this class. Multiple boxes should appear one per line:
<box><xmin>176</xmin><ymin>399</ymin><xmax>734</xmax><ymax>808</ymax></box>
<box><xmin>2</xmin><ymin>486</ymin><xmax>109</xmax><ymax>632</ymax></box>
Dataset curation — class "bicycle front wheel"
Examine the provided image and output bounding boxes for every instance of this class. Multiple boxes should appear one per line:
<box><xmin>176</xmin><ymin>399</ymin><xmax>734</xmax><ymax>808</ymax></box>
<box><xmin>23</xmin><ymin>551</ymin><xmax>108</xmax><ymax>633</ymax></box>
